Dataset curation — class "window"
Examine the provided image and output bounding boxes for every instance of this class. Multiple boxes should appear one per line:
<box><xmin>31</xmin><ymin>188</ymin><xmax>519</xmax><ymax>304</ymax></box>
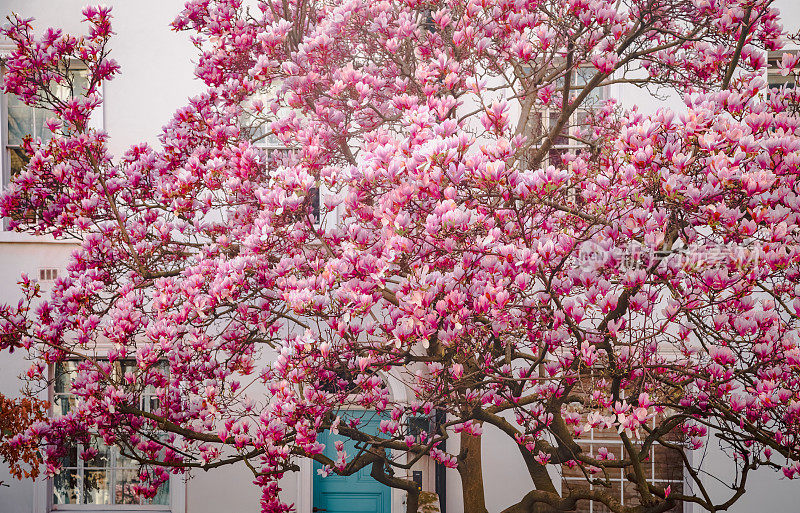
<box><xmin>241</xmin><ymin>111</ymin><xmax>321</xmax><ymax>225</ymax></box>
<box><xmin>561</xmin><ymin>421</ymin><xmax>684</xmax><ymax>513</ymax></box>
<box><xmin>408</xmin><ymin>416</ymin><xmax>432</xmax><ymax>438</ymax></box>
<box><xmin>520</xmin><ymin>66</ymin><xmax>606</xmax><ymax>169</ymax></box>
<box><xmin>318</xmin><ymin>369</ymin><xmax>358</xmax><ymax>394</ymax></box>
<box><xmin>766</xmin><ymin>50</ymin><xmax>797</xmax><ymax>91</ymax></box>
<box><xmin>52</xmin><ymin>361</ymin><xmax>170</xmax><ymax>508</ymax></box>
<box><xmin>4</xmin><ymin>67</ymin><xmax>89</xmax><ymax>183</ymax></box>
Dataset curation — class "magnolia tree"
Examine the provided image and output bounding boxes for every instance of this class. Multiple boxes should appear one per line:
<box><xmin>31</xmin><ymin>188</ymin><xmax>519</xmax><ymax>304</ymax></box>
<box><xmin>2</xmin><ymin>1</ymin><xmax>800</xmax><ymax>512</ymax></box>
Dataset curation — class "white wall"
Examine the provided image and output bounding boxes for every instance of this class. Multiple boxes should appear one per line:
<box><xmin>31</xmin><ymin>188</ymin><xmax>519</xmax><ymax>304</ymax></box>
<box><xmin>685</xmin><ymin>3</ymin><xmax>800</xmax><ymax>511</ymax></box>
<box><xmin>686</xmin><ymin>436</ymin><xmax>800</xmax><ymax>513</ymax></box>
<box><xmin>0</xmin><ymin>0</ymin><xmax>799</xmax><ymax>512</ymax></box>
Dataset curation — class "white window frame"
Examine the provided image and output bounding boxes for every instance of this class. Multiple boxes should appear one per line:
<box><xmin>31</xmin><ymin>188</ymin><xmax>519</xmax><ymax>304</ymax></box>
<box><xmin>766</xmin><ymin>50</ymin><xmax>798</xmax><ymax>91</ymax></box>
<box><xmin>0</xmin><ymin>58</ymin><xmax>104</xmax><ymax>234</ymax></box>
<box><xmin>249</xmin><ymin>126</ymin><xmax>322</xmax><ymax>227</ymax></box>
<box><xmin>561</xmin><ymin>419</ymin><xmax>687</xmax><ymax>513</ymax></box>
<box><xmin>35</xmin><ymin>360</ymin><xmax>186</xmax><ymax>513</ymax></box>
<box><xmin>521</xmin><ymin>66</ymin><xmax>608</xmax><ymax>170</ymax></box>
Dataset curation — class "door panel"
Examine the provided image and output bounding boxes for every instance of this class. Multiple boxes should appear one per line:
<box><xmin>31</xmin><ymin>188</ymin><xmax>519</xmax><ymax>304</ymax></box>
<box><xmin>320</xmin><ymin>492</ymin><xmax>383</xmax><ymax>513</ymax></box>
<box><xmin>313</xmin><ymin>411</ymin><xmax>391</xmax><ymax>513</ymax></box>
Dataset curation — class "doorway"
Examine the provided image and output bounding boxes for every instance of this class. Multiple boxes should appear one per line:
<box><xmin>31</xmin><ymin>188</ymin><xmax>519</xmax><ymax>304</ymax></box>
<box><xmin>312</xmin><ymin>411</ymin><xmax>391</xmax><ymax>513</ymax></box>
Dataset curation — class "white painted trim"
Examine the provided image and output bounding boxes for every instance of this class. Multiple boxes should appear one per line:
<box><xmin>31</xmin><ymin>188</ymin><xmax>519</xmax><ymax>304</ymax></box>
<box><xmin>0</xmin><ymin>56</ymin><xmax>104</xmax><ymax>235</ymax></box>
<box><xmin>682</xmin><ymin>446</ymin><xmax>694</xmax><ymax>513</ymax></box>
<box><xmin>38</xmin><ymin>360</ymin><xmax>186</xmax><ymax>513</ymax></box>
<box><xmin>297</xmin><ymin>458</ymin><xmax>313</xmax><ymax>513</ymax></box>
<box><xmin>168</xmin><ymin>473</ymin><xmax>187</xmax><ymax>513</ymax></box>
<box><xmin>33</xmin><ymin>477</ymin><xmax>49</xmax><ymax>513</ymax></box>
<box><xmin>385</xmin><ymin>372</ymin><xmax>409</xmax><ymax>513</ymax></box>
<box><xmin>88</xmin><ymin>81</ymin><xmax>105</xmax><ymax>133</ymax></box>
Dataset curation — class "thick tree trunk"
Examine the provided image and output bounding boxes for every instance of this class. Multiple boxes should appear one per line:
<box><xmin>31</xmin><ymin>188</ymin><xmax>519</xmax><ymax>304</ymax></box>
<box><xmin>406</xmin><ymin>488</ymin><xmax>420</xmax><ymax>513</ymax></box>
<box><xmin>369</xmin><ymin>460</ymin><xmax>420</xmax><ymax>513</ymax></box>
<box><xmin>457</xmin><ymin>431</ymin><xmax>489</xmax><ymax>513</ymax></box>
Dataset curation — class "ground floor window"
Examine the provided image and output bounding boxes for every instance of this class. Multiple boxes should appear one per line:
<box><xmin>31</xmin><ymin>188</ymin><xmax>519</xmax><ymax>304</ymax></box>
<box><xmin>52</xmin><ymin>361</ymin><xmax>169</xmax><ymax>508</ymax></box>
<box><xmin>561</xmin><ymin>425</ymin><xmax>684</xmax><ymax>513</ymax></box>
<box><xmin>53</xmin><ymin>443</ymin><xmax>169</xmax><ymax>506</ymax></box>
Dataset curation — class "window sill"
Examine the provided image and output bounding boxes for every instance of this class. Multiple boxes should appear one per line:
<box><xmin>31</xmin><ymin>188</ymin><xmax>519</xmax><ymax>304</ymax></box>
<box><xmin>51</xmin><ymin>508</ymin><xmax>171</xmax><ymax>513</ymax></box>
<box><xmin>52</xmin><ymin>507</ymin><xmax>170</xmax><ymax>511</ymax></box>
<box><xmin>0</xmin><ymin>231</ymin><xmax>80</xmax><ymax>244</ymax></box>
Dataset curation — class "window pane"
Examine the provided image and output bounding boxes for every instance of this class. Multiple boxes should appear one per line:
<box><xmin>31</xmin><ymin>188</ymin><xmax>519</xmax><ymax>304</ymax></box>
<box><xmin>576</xmin><ymin>110</ymin><xmax>591</xmax><ymax>133</ymax></box>
<box><xmin>575</xmin><ymin>67</ymin><xmax>593</xmax><ymax>87</ymax></box>
<box><xmin>35</xmin><ymin>107</ymin><xmax>54</xmax><ymax>142</ymax></box>
<box><xmin>6</xmin><ymin>68</ymin><xmax>88</xmax><ymax>152</ymax></box>
<box><xmin>569</xmin><ymin>495</ymin><xmax>592</xmax><ymax>513</ymax></box>
<box><xmin>54</xmin><ymin>363</ymin><xmax>79</xmax><ymax>416</ymax></box>
<box><xmin>71</xmin><ymin>70</ymin><xmax>90</xmax><ymax>98</ymax></box>
<box><xmin>549</xmin><ymin>111</ymin><xmax>560</xmax><ymax>131</ymax></box>
<box><xmin>53</xmin><ymin>468</ymin><xmax>79</xmax><ymax>504</ymax></box>
<box><xmin>575</xmin><ymin>68</ymin><xmax>605</xmax><ymax>106</ymax></box>
<box><xmin>114</xmin><ymin>469</ymin><xmax>170</xmax><ymax>505</ymax></box>
<box><xmin>525</xmin><ymin>110</ymin><xmax>545</xmax><ymax>140</ymax></box>
<box><xmin>149</xmin><ymin>479</ymin><xmax>170</xmax><ymax>506</ymax></box>
<box><xmin>119</xmin><ymin>360</ymin><xmax>137</xmax><ymax>376</ymax></box>
<box><xmin>564</xmin><ymin>433</ymin><xmax>683</xmax><ymax>512</ymax></box>
<box><xmin>653</xmin><ymin>445</ymin><xmax>684</xmax><ymax>482</ymax></box>
<box><xmin>114</xmin><ymin>470</ymin><xmax>139</xmax><ymax>505</ymax></box>
<box><xmin>663</xmin><ymin>482</ymin><xmax>683</xmax><ymax>512</ymax></box>
<box><xmin>240</xmin><ymin>112</ymin><xmax>268</xmax><ymax>143</ymax></box>
<box><xmin>265</xmin><ymin>147</ymin><xmax>292</xmax><ymax>168</ymax></box>
<box><xmin>549</xmin><ymin>148</ymin><xmax>567</xmax><ymax>166</ymax></box>
<box><xmin>146</xmin><ymin>394</ymin><xmax>160</xmax><ymax>412</ymax></box>
<box><xmin>8</xmin><ymin>147</ymin><xmax>28</xmax><ymax>177</ymax></box>
<box><xmin>562</xmin><ymin>462</ymin><xmax>587</xmax><ymax>480</ymax></box>
<box><xmin>60</xmin><ymin>445</ymin><xmax>78</xmax><ymax>468</ymax></box>
<box><xmin>641</xmin><ymin>446</ymin><xmax>654</xmax><ymax>480</ymax></box>
<box><xmin>591</xmin><ymin>481</ymin><xmax>620</xmax><ymax>513</ymax></box>
<box><xmin>262</xmin><ymin>131</ymin><xmax>283</xmax><ymax>147</ymax></box>
<box><xmin>623</xmin><ymin>477</ymin><xmax>642</xmax><ymax>507</ymax></box>
<box><xmin>84</xmin><ymin>469</ymin><xmax>111</xmax><ymax>504</ymax></box>
<box><xmin>309</xmin><ymin>186</ymin><xmax>320</xmax><ymax>225</ymax></box>
<box><xmin>54</xmin><ymin>395</ymin><xmax>78</xmax><ymax>417</ymax></box>
<box><xmin>55</xmin><ymin>362</ymin><xmax>78</xmax><ymax>394</ymax></box>
<box><xmin>768</xmin><ymin>74</ymin><xmax>795</xmax><ymax>90</ymax></box>
<box><xmin>84</xmin><ymin>442</ymin><xmax>111</xmax><ymax>468</ymax></box>
<box><xmin>50</xmin><ymin>360</ymin><xmax>172</xmax><ymax>507</ymax></box>
<box><xmin>49</xmin><ymin>68</ymin><xmax>90</xmax><ymax>101</ymax></box>
<box><xmin>8</xmin><ymin>100</ymin><xmax>33</xmax><ymax>146</ymax></box>
<box><xmin>115</xmin><ymin>445</ymin><xmax>138</xmax><ymax>469</ymax></box>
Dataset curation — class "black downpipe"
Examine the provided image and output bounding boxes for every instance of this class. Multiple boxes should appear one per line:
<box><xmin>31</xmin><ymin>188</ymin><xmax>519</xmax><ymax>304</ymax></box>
<box><xmin>433</xmin><ymin>410</ymin><xmax>446</xmax><ymax>513</ymax></box>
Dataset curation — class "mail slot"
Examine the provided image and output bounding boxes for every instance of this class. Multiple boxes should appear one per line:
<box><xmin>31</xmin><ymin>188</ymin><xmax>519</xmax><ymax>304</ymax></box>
<box><xmin>412</xmin><ymin>470</ymin><xmax>423</xmax><ymax>491</ymax></box>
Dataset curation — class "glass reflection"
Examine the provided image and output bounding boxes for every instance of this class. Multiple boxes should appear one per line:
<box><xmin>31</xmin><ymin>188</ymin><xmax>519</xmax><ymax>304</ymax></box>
<box><xmin>83</xmin><ymin>469</ymin><xmax>111</xmax><ymax>504</ymax></box>
<box><xmin>53</xmin><ymin>469</ymin><xmax>79</xmax><ymax>504</ymax></box>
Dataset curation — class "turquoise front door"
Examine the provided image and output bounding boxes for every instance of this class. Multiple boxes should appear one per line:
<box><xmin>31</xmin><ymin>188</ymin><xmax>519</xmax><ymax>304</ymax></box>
<box><xmin>313</xmin><ymin>412</ymin><xmax>391</xmax><ymax>513</ymax></box>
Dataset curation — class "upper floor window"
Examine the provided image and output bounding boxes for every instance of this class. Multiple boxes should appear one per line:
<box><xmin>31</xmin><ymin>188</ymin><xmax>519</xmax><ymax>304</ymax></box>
<box><xmin>520</xmin><ymin>66</ymin><xmax>607</xmax><ymax>170</ymax></box>
<box><xmin>241</xmin><ymin>110</ymin><xmax>321</xmax><ymax>225</ymax></box>
<box><xmin>52</xmin><ymin>361</ymin><xmax>170</xmax><ymax>509</ymax></box>
<box><xmin>4</xmin><ymin>66</ymin><xmax>90</xmax><ymax>183</ymax></box>
<box><xmin>767</xmin><ymin>50</ymin><xmax>798</xmax><ymax>91</ymax></box>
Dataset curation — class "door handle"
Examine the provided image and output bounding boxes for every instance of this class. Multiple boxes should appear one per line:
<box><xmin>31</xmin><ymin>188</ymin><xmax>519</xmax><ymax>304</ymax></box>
<box><xmin>313</xmin><ymin>508</ymin><xmax>327</xmax><ymax>512</ymax></box>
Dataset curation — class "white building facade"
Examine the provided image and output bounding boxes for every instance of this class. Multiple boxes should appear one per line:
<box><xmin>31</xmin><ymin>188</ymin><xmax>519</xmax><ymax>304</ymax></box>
<box><xmin>0</xmin><ymin>1</ymin><xmax>798</xmax><ymax>513</ymax></box>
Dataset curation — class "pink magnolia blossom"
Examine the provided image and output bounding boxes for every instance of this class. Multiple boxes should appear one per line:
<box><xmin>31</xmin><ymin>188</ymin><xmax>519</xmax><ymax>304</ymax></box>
<box><xmin>0</xmin><ymin>1</ymin><xmax>798</xmax><ymax>512</ymax></box>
